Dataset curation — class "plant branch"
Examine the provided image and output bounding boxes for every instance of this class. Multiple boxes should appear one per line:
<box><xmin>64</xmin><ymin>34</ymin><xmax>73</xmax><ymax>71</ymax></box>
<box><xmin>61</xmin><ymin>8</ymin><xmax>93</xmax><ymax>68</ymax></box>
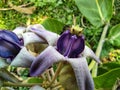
<box><xmin>47</xmin><ymin>62</ymin><xmax>63</xmax><ymax>87</ymax></box>
<box><xmin>88</xmin><ymin>23</ymin><xmax>110</xmax><ymax>77</ymax></box>
<box><xmin>3</xmin><ymin>82</ymin><xmax>42</xmax><ymax>87</ymax></box>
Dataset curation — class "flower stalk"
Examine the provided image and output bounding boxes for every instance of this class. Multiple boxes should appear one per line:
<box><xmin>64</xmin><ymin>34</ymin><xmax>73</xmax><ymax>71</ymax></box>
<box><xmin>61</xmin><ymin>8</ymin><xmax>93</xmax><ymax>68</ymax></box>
<box><xmin>48</xmin><ymin>62</ymin><xmax>63</xmax><ymax>87</ymax></box>
<box><xmin>89</xmin><ymin>23</ymin><xmax>110</xmax><ymax>77</ymax></box>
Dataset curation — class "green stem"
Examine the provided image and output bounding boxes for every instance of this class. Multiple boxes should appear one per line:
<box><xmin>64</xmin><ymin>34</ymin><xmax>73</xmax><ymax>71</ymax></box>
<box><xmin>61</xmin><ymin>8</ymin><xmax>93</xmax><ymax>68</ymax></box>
<box><xmin>47</xmin><ymin>62</ymin><xmax>63</xmax><ymax>87</ymax></box>
<box><xmin>3</xmin><ymin>82</ymin><xmax>42</xmax><ymax>87</ymax></box>
<box><xmin>3</xmin><ymin>81</ymin><xmax>60</xmax><ymax>88</ymax></box>
<box><xmin>89</xmin><ymin>23</ymin><xmax>110</xmax><ymax>77</ymax></box>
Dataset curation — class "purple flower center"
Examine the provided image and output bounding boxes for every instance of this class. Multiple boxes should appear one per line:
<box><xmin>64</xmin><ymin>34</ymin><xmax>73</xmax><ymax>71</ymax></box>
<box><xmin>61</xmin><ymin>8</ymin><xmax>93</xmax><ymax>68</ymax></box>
<box><xmin>57</xmin><ymin>30</ymin><xmax>85</xmax><ymax>58</ymax></box>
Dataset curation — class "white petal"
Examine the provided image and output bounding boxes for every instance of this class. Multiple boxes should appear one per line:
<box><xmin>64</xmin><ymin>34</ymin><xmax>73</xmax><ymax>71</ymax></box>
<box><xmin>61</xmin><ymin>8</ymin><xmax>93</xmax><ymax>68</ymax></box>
<box><xmin>26</xmin><ymin>24</ymin><xmax>60</xmax><ymax>46</ymax></box>
<box><xmin>12</xmin><ymin>27</ymin><xmax>26</xmax><ymax>38</ymax></box>
<box><xmin>67</xmin><ymin>57</ymin><xmax>94</xmax><ymax>90</ymax></box>
<box><xmin>26</xmin><ymin>24</ymin><xmax>45</xmax><ymax>32</ymax></box>
<box><xmin>23</xmin><ymin>32</ymin><xmax>46</xmax><ymax>46</ymax></box>
<box><xmin>30</xmin><ymin>85</ymin><xmax>45</xmax><ymax>90</ymax></box>
<box><xmin>11</xmin><ymin>47</ymin><xmax>35</xmax><ymax>68</ymax></box>
<box><xmin>30</xmin><ymin>46</ymin><xmax>65</xmax><ymax>76</ymax></box>
<box><xmin>81</xmin><ymin>46</ymin><xmax>101</xmax><ymax>63</ymax></box>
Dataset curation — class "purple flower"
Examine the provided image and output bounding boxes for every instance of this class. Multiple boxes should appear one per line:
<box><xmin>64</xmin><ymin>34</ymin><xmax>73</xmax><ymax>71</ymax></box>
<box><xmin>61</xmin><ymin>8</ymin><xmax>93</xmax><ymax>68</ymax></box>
<box><xmin>0</xmin><ymin>30</ymin><xmax>22</xmax><ymax>59</ymax></box>
<box><xmin>0</xmin><ymin>30</ymin><xmax>35</xmax><ymax>67</ymax></box>
<box><xmin>29</xmin><ymin>24</ymin><xmax>101</xmax><ymax>90</ymax></box>
<box><xmin>57</xmin><ymin>30</ymin><xmax>85</xmax><ymax>58</ymax></box>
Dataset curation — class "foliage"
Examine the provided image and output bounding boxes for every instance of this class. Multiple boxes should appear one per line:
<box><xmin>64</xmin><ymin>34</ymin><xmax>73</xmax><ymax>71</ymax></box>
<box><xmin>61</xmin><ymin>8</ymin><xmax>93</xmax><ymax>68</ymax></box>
<box><xmin>75</xmin><ymin>0</ymin><xmax>113</xmax><ymax>27</ymax></box>
<box><xmin>0</xmin><ymin>0</ymin><xmax>120</xmax><ymax>90</ymax></box>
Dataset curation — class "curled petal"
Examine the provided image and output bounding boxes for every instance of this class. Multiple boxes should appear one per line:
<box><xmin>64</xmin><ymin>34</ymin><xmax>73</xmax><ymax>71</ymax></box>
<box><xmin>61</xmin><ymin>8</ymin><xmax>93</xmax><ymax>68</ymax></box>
<box><xmin>0</xmin><ymin>30</ymin><xmax>21</xmax><ymax>44</ymax></box>
<box><xmin>23</xmin><ymin>32</ymin><xmax>46</xmax><ymax>46</ymax></box>
<box><xmin>81</xmin><ymin>46</ymin><xmax>101</xmax><ymax>63</ymax></box>
<box><xmin>27</xmin><ymin>24</ymin><xmax>59</xmax><ymax>46</ymax></box>
<box><xmin>10</xmin><ymin>47</ymin><xmax>35</xmax><ymax>68</ymax></box>
<box><xmin>67</xmin><ymin>57</ymin><xmax>94</xmax><ymax>90</ymax></box>
<box><xmin>30</xmin><ymin>46</ymin><xmax>65</xmax><ymax>76</ymax></box>
<box><xmin>26</xmin><ymin>24</ymin><xmax>45</xmax><ymax>32</ymax></box>
<box><xmin>0</xmin><ymin>30</ymin><xmax>21</xmax><ymax>59</ymax></box>
<box><xmin>12</xmin><ymin>27</ymin><xmax>26</xmax><ymax>39</ymax></box>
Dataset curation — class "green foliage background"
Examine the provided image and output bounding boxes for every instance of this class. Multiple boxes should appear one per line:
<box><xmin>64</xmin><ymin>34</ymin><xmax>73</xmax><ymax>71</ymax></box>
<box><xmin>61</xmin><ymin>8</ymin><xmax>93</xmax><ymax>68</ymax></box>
<box><xmin>0</xmin><ymin>0</ymin><xmax>120</xmax><ymax>90</ymax></box>
<box><xmin>0</xmin><ymin>0</ymin><xmax>120</xmax><ymax>49</ymax></box>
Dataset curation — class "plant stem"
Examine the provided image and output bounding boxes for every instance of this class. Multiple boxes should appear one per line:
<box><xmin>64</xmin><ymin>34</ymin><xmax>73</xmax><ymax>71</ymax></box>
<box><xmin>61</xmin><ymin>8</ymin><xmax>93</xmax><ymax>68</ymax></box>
<box><xmin>88</xmin><ymin>23</ymin><xmax>110</xmax><ymax>77</ymax></box>
<box><xmin>3</xmin><ymin>82</ymin><xmax>42</xmax><ymax>87</ymax></box>
<box><xmin>47</xmin><ymin>62</ymin><xmax>63</xmax><ymax>87</ymax></box>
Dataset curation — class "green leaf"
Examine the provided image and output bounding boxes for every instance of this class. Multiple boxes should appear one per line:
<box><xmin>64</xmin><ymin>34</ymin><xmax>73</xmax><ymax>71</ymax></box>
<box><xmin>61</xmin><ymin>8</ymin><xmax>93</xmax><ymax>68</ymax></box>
<box><xmin>23</xmin><ymin>77</ymin><xmax>43</xmax><ymax>83</ymax></box>
<box><xmin>108</xmin><ymin>24</ymin><xmax>120</xmax><ymax>47</ymax></box>
<box><xmin>75</xmin><ymin>0</ymin><xmax>114</xmax><ymax>27</ymax></box>
<box><xmin>94</xmin><ymin>68</ymin><xmax>120</xmax><ymax>89</ymax></box>
<box><xmin>41</xmin><ymin>18</ymin><xmax>65</xmax><ymax>34</ymax></box>
<box><xmin>98</xmin><ymin>61</ymin><xmax>120</xmax><ymax>75</ymax></box>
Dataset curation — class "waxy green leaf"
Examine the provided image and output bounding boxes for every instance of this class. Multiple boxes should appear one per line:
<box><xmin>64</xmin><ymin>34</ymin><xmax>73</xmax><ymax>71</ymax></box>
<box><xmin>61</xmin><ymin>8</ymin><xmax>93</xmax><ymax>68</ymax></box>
<box><xmin>41</xmin><ymin>18</ymin><xmax>65</xmax><ymax>34</ymax></box>
<box><xmin>98</xmin><ymin>61</ymin><xmax>120</xmax><ymax>75</ymax></box>
<box><xmin>108</xmin><ymin>24</ymin><xmax>120</xmax><ymax>47</ymax></box>
<box><xmin>23</xmin><ymin>77</ymin><xmax>43</xmax><ymax>83</ymax></box>
<box><xmin>75</xmin><ymin>0</ymin><xmax>114</xmax><ymax>27</ymax></box>
<box><xmin>94</xmin><ymin>68</ymin><xmax>120</xmax><ymax>89</ymax></box>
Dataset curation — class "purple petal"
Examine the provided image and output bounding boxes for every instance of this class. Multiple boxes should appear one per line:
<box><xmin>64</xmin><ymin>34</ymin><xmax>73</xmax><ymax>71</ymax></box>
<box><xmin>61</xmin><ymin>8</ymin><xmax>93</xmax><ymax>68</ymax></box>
<box><xmin>57</xmin><ymin>30</ymin><xmax>71</xmax><ymax>55</ymax></box>
<box><xmin>67</xmin><ymin>57</ymin><xmax>94</xmax><ymax>90</ymax></box>
<box><xmin>0</xmin><ymin>30</ymin><xmax>21</xmax><ymax>45</ymax></box>
<box><xmin>0</xmin><ymin>30</ymin><xmax>22</xmax><ymax>59</ymax></box>
<box><xmin>30</xmin><ymin>46</ymin><xmax>65</xmax><ymax>76</ymax></box>
<box><xmin>27</xmin><ymin>24</ymin><xmax>59</xmax><ymax>46</ymax></box>
<box><xmin>57</xmin><ymin>30</ymin><xmax>85</xmax><ymax>58</ymax></box>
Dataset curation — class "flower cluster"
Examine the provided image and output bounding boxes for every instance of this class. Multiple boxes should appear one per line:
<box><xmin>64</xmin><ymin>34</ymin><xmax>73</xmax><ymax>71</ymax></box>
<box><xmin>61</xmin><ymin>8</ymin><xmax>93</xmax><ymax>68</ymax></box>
<box><xmin>0</xmin><ymin>24</ymin><xmax>100</xmax><ymax>90</ymax></box>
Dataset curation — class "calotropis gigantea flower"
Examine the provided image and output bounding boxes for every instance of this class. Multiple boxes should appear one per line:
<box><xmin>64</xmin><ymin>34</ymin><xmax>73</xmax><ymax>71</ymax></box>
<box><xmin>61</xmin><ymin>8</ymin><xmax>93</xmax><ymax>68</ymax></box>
<box><xmin>0</xmin><ymin>30</ymin><xmax>22</xmax><ymax>59</ymax></box>
<box><xmin>0</xmin><ymin>30</ymin><xmax>35</xmax><ymax>67</ymax></box>
<box><xmin>26</xmin><ymin>24</ymin><xmax>60</xmax><ymax>46</ymax></box>
<box><xmin>29</xmin><ymin>25</ymin><xmax>101</xmax><ymax>90</ymax></box>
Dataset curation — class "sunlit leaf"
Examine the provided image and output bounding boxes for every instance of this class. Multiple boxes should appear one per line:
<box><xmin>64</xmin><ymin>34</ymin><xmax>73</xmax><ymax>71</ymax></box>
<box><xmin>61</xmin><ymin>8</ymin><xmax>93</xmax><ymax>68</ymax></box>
<box><xmin>23</xmin><ymin>77</ymin><xmax>43</xmax><ymax>83</ymax></box>
<box><xmin>75</xmin><ymin>0</ymin><xmax>114</xmax><ymax>27</ymax></box>
<box><xmin>41</xmin><ymin>18</ymin><xmax>65</xmax><ymax>34</ymax></box>
<box><xmin>94</xmin><ymin>68</ymin><xmax>120</xmax><ymax>89</ymax></box>
<box><xmin>108</xmin><ymin>24</ymin><xmax>120</xmax><ymax>47</ymax></box>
